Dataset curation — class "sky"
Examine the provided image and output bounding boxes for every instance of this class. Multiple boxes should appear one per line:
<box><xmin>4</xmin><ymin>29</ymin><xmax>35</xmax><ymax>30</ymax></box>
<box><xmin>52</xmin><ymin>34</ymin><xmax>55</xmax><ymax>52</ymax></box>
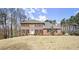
<box><xmin>24</xmin><ymin>8</ymin><xmax>79</xmax><ymax>23</ymax></box>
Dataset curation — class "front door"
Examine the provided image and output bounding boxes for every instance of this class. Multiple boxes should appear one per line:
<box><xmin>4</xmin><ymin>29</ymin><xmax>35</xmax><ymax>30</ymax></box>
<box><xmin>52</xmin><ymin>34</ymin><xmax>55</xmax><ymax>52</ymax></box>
<box><xmin>29</xmin><ymin>29</ymin><xmax>35</xmax><ymax>35</ymax></box>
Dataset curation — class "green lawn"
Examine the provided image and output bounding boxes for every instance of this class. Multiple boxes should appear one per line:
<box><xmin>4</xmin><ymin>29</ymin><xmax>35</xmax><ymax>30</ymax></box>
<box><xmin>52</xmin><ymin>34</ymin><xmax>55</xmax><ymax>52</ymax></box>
<box><xmin>0</xmin><ymin>36</ymin><xmax>79</xmax><ymax>50</ymax></box>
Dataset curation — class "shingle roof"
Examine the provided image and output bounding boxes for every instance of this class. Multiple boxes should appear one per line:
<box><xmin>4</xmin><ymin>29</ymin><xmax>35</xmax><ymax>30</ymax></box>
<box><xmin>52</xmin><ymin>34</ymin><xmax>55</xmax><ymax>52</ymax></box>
<box><xmin>44</xmin><ymin>22</ymin><xmax>62</xmax><ymax>29</ymax></box>
<box><xmin>21</xmin><ymin>20</ymin><xmax>44</xmax><ymax>24</ymax></box>
<box><xmin>43</xmin><ymin>22</ymin><xmax>52</xmax><ymax>29</ymax></box>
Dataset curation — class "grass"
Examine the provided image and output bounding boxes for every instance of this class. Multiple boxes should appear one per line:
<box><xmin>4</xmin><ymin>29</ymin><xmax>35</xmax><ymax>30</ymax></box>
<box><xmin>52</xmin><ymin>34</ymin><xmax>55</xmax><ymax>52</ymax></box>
<box><xmin>0</xmin><ymin>36</ymin><xmax>79</xmax><ymax>50</ymax></box>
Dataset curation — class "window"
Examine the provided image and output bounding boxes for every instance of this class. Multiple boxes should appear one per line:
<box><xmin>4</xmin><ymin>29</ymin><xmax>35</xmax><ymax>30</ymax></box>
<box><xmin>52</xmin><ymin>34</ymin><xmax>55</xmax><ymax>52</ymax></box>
<box><xmin>26</xmin><ymin>30</ymin><xmax>29</xmax><ymax>35</ymax></box>
<box><xmin>26</xmin><ymin>24</ymin><xmax>29</xmax><ymax>27</ymax></box>
<box><xmin>35</xmin><ymin>24</ymin><xmax>43</xmax><ymax>27</ymax></box>
<box><xmin>22</xmin><ymin>29</ymin><xmax>25</xmax><ymax>33</ymax></box>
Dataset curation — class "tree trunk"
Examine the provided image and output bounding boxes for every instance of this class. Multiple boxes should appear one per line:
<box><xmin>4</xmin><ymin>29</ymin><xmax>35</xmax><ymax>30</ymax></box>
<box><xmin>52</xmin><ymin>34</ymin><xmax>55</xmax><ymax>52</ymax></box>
<box><xmin>11</xmin><ymin>14</ymin><xmax>13</xmax><ymax>38</ymax></box>
<box><xmin>19</xmin><ymin>17</ymin><xmax>21</xmax><ymax>36</ymax></box>
<box><xmin>4</xmin><ymin>15</ymin><xmax>7</xmax><ymax>39</ymax></box>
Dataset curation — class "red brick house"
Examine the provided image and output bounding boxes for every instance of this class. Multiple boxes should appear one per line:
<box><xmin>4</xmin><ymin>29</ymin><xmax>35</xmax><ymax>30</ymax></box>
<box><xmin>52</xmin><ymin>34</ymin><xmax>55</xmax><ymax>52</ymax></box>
<box><xmin>21</xmin><ymin>20</ymin><xmax>62</xmax><ymax>36</ymax></box>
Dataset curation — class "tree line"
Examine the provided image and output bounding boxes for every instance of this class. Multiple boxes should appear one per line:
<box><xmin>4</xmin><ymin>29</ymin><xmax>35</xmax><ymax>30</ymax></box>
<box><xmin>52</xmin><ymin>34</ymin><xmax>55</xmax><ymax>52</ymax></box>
<box><xmin>0</xmin><ymin>8</ymin><xmax>26</xmax><ymax>39</ymax></box>
<box><xmin>61</xmin><ymin>12</ymin><xmax>79</xmax><ymax>26</ymax></box>
<box><xmin>61</xmin><ymin>12</ymin><xmax>79</xmax><ymax>35</ymax></box>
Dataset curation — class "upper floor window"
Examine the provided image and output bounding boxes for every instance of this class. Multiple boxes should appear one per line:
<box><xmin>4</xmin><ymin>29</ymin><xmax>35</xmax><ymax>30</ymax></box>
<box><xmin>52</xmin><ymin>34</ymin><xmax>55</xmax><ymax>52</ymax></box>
<box><xmin>35</xmin><ymin>24</ymin><xmax>43</xmax><ymax>27</ymax></box>
<box><xmin>21</xmin><ymin>24</ymin><xmax>29</xmax><ymax>27</ymax></box>
<box><xmin>26</xmin><ymin>24</ymin><xmax>29</xmax><ymax>27</ymax></box>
